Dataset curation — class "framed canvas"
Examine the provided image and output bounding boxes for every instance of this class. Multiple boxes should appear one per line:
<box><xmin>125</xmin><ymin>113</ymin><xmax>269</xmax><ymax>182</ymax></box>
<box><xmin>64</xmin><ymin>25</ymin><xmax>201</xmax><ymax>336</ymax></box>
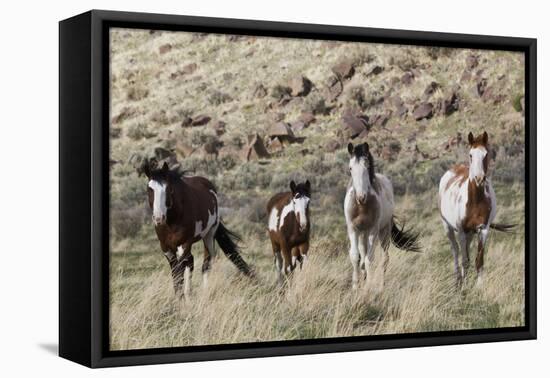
<box><xmin>59</xmin><ymin>10</ymin><xmax>537</xmax><ymax>368</ymax></box>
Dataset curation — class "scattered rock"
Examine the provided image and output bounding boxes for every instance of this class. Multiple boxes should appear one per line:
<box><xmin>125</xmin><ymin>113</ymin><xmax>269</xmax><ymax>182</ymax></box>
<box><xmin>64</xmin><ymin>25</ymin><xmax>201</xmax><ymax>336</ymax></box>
<box><xmin>476</xmin><ymin>78</ymin><xmax>488</xmax><ymax>97</ymax></box>
<box><xmin>191</xmin><ymin>115</ymin><xmax>211</xmax><ymax>126</ymax></box>
<box><xmin>366</xmin><ymin>65</ymin><xmax>384</xmax><ymax>77</ymax></box>
<box><xmin>111</xmin><ymin>107</ymin><xmax>136</xmax><ymax>124</ymax></box>
<box><xmin>412</xmin><ymin>103</ymin><xmax>434</xmax><ymax>121</ymax></box>
<box><xmin>211</xmin><ymin>120</ymin><xmax>226</xmax><ymax>136</ymax></box>
<box><xmin>203</xmin><ymin>137</ymin><xmax>224</xmax><ymax>158</ymax></box>
<box><xmin>332</xmin><ymin>60</ymin><xmax>355</xmax><ymax>80</ymax></box>
<box><xmin>370</xmin><ymin>110</ymin><xmax>392</xmax><ymax>127</ymax></box>
<box><xmin>269</xmin><ymin>122</ymin><xmax>295</xmax><ymax>143</ymax></box>
<box><xmin>267</xmin><ymin>137</ymin><xmax>284</xmax><ymax>153</ymax></box>
<box><xmin>110</xmin><ymin>127</ymin><xmax>122</xmax><ymax>138</ymax></box>
<box><xmin>401</xmin><ymin>71</ymin><xmax>415</xmax><ymax>85</ymax></box>
<box><xmin>423</xmin><ymin>81</ymin><xmax>440</xmax><ymax>97</ymax></box>
<box><xmin>381</xmin><ymin>140</ymin><xmax>401</xmax><ymax>162</ymax></box>
<box><xmin>341</xmin><ymin>112</ymin><xmax>369</xmax><ymax>139</ymax></box>
<box><xmin>170</xmin><ymin>63</ymin><xmax>198</xmax><ymax>79</ymax></box>
<box><xmin>288</xmin><ymin>75</ymin><xmax>312</xmax><ymax>97</ymax></box>
<box><xmin>271</xmin><ymin>112</ymin><xmax>285</xmax><ymax>122</ymax></box>
<box><xmin>466</xmin><ymin>55</ymin><xmax>479</xmax><ymax>70</ymax></box>
<box><xmin>326</xmin><ymin>79</ymin><xmax>343</xmax><ymax>102</ymax></box>
<box><xmin>243</xmin><ymin>134</ymin><xmax>270</xmax><ymax>161</ymax></box>
<box><xmin>460</xmin><ymin>70</ymin><xmax>472</xmax><ymax>82</ymax></box>
<box><xmin>298</xmin><ymin>112</ymin><xmax>316</xmax><ymax>126</ymax></box>
<box><xmin>252</xmin><ymin>83</ymin><xmax>268</xmax><ymax>99</ymax></box>
<box><xmin>291</xmin><ymin>121</ymin><xmax>306</xmax><ymax>132</ymax></box>
<box><xmin>158</xmin><ymin>43</ymin><xmax>172</xmax><ymax>54</ymax></box>
<box><xmin>180</xmin><ymin>116</ymin><xmax>193</xmax><ymax>127</ymax></box>
<box><xmin>441</xmin><ymin>91</ymin><xmax>459</xmax><ymax>116</ymax></box>
<box><xmin>325</xmin><ymin>140</ymin><xmax>342</xmax><ymax>152</ymax></box>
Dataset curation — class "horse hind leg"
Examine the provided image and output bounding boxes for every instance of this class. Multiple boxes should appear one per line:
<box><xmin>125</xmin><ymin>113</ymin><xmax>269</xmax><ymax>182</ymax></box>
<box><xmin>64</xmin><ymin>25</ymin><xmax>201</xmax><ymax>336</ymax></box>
<box><xmin>379</xmin><ymin>225</ymin><xmax>391</xmax><ymax>290</ymax></box>
<box><xmin>270</xmin><ymin>238</ymin><xmax>283</xmax><ymax>285</ymax></box>
<box><xmin>202</xmin><ymin>228</ymin><xmax>217</xmax><ymax>287</ymax></box>
<box><xmin>476</xmin><ymin>227</ymin><xmax>489</xmax><ymax>286</ymax></box>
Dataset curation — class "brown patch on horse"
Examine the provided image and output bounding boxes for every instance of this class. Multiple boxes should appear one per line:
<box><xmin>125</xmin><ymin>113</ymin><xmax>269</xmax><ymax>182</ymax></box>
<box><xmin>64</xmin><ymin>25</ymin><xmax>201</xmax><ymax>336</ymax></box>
<box><xmin>348</xmin><ymin>191</ymin><xmax>381</xmax><ymax>231</ymax></box>
<box><xmin>462</xmin><ymin>180</ymin><xmax>492</xmax><ymax>233</ymax></box>
<box><xmin>445</xmin><ymin>164</ymin><xmax>469</xmax><ymax>191</ymax></box>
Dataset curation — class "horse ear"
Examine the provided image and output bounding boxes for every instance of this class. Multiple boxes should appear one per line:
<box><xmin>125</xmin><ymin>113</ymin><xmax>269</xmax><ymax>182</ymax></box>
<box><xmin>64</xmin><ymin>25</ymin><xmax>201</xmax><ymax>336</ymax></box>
<box><xmin>290</xmin><ymin>180</ymin><xmax>297</xmax><ymax>194</ymax></box>
<box><xmin>141</xmin><ymin>160</ymin><xmax>151</xmax><ymax>178</ymax></box>
<box><xmin>482</xmin><ymin>131</ymin><xmax>488</xmax><ymax>145</ymax></box>
<box><xmin>363</xmin><ymin>142</ymin><xmax>369</xmax><ymax>151</ymax></box>
<box><xmin>347</xmin><ymin>143</ymin><xmax>354</xmax><ymax>155</ymax></box>
<box><xmin>162</xmin><ymin>162</ymin><xmax>169</xmax><ymax>174</ymax></box>
<box><xmin>468</xmin><ymin>132</ymin><xmax>474</xmax><ymax>145</ymax></box>
<box><xmin>305</xmin><ymin>180</ymin><xmax>311</xmax><ymax>194</ymax></box>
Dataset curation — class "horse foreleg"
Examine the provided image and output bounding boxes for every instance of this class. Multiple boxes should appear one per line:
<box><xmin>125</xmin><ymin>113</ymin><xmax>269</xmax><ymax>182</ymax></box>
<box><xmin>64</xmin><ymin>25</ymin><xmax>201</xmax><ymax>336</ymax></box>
<box><xmin>298</xmin><ymin>241</ymin><xmax>309</xmax><ymax>269</ymax></box>
<box><xmin>443</xmin><ymin>223</ymin><xmax>461</xmax><ymax>286</ymax></box>
<box><xmin>291</xmin><ymin>247</ymin><xmax>300</xmax><ymax>270</ymax></box>
<box><xmin>348</xmin><ymin>228</ymin><xmax>360</xmax><ymax>290</ymax></box>
<box><xmin>458</xmin><ymin>231</ymin><xmax>471</xmax><ymax>285</ymax></box>
<box><xmin>164</xmin><ymin>251</ymin><xmax>181</xmax><ymax>295</ymax></box>
<box><xmin>280</xmin><ymin>243</ymin><xmax>293</xmax><ymax>277</ymax></box>
<box><xmin>363</xmin><ymin>233</ymin><xmax>377</xmax><ymax>289</ymax></box>
<box><xmin>476</xmin><ymin>227</ymin><xmax>489</xmax><ymax>286</ymax></box>
<box><xmin>176</xmin><ymin>245</ymin><xmax>194</xmax><ymax>299</ymax></box>
<box><xmin>270</xmin><ymin>239</ymin><xmax>283</xmax><ymax>285</ymax></box>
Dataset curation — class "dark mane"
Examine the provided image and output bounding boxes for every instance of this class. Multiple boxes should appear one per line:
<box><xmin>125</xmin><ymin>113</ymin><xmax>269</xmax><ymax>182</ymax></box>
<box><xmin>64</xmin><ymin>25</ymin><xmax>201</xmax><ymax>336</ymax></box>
<box><xmin>149</xmin><ymin>166</ymin><xmax>185</xmax><ymax>183</ymax></box>
<box><xmin>352</xmin><ymin>144</ymin><xmax>376</xmax><ymax>184</ymax></box>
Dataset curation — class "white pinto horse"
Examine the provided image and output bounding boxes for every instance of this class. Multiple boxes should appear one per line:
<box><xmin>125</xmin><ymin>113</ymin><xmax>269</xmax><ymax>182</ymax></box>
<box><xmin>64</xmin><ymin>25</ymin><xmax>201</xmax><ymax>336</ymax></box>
<box><xmin>439</xmin><ymin>131</ymin><xmax>513</xmax><ymax>286</ymax></box>
<box><xmin>345</xmin><ymin>143</ymin><xmax>421</xmax><ymax>290</ymax></box>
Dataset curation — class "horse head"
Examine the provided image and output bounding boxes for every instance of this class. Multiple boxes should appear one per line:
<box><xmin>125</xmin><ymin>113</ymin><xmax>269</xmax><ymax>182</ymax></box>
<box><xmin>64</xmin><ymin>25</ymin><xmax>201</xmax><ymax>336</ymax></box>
<box><xmin>347</xmin><ymin>142</ymin><xmax>375</xmax><ymax>204</ymax></box>
<box><xmin>143</xmin><ymin>161</ymin><xmax>175</xmax><ymax>226</ymax></box>
<box><xmin>289</xmin><ymin>180</ymin><xmax>311</xmax><ymax>232</ymax></box>
<box><xmin>467</xmin><ymin>131</ymin><xmax>489</xmax><ymax>187</ymax></box>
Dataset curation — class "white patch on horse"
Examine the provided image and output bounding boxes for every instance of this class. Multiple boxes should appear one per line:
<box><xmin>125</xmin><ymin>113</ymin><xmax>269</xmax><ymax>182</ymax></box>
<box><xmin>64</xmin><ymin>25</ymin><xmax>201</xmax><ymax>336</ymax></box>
<box><xmin>278</xmin><ymin>201</ymin><xmax>294</xmax><ymax>230</ymax></box>
<box><xmin>469</xmin><ymin>146</ymin><xmax>487</xmax><ymax>185</ymax></box>
<box><xmin>293</xmin><ymin>195</ymin><xmax>310</xmax><ymax>230</ymax></box>
<box><xmin>349</xmin><ymin>156</ymin><xmax>371</xmax><ymax>201</ymax></box>
<box><xmin>176</xmin><ymin>245</ymin><xmax>184</xmax><ymax>259</ymax></box>
<box><xmin>268</xmin><ymin>208</ymin><xmax>279</xmax><ymax>231</ymax></box>
<box><xmin>148</xmin><ymin>180</ymin><xmax>167</xmax><ymax>221</ymax></box>
<box><xmin>193</xmin><ymin>191</ymin><xmax>219</xmax><ymax>238</ymax></box>
<box><xmin>439</xmin><ymin>170</ymin><xmax>469</xmax><ymax>231</ymax></box>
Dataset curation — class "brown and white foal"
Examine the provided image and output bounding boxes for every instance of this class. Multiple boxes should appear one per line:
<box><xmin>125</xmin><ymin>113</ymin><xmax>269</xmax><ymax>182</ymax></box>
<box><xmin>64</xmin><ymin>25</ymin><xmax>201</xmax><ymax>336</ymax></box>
<box><xmin>345</xmin><ymin>143</ymin><xmax>421</xmax><ymax>290</ymax></box>
<box><xmin>267</xmin><ymin>180</ymin><xmax>311</xmax><ymax>284</ymax></box>
<box><xmin>439</xmin><ymin>131</ymin><xmax>511</xmax><ymax>286</ymax></box>
<box><xmin>143</xmin><ymin>161</ymin><xmax>252</xmax><ymax>299</ymax></box>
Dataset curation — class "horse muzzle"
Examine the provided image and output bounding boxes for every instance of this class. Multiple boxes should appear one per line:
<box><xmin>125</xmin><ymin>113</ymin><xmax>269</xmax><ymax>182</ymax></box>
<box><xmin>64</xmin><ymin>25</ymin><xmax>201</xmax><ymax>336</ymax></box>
<box><xmin>153</xmin><ymin>214</ymin><xmax>166</xmax><ymax>226</ymax></box>
<box><xmin>474</xmin><ymin>176</ymin><xmax>486</xmax><ymax>187</ymax></box>
<box><xmin>356</xmin><ymin>194</ymin><xmax>368</xmax><ymax>205</ymax></box>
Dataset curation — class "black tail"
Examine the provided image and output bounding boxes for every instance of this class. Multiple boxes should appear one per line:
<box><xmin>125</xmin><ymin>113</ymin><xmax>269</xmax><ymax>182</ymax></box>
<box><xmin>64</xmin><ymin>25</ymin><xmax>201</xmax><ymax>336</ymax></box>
<box><xmin>490</xmin><ymin>223</ymin><xmax>517</xmax><ymax>233</ymax></box>
<box><xmin>390</xmin><ymin>217</ymin><xmax>422</xmax><ymax>253</ymax></box>
<box><xmin>215</xmin><ymin>222</ymin><xmax>253</xmax><ymax>276</ymax></box>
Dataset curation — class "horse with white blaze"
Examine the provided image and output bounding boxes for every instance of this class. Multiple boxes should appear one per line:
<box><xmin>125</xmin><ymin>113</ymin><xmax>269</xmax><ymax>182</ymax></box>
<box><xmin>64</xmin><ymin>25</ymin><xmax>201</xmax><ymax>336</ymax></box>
<box><xmin>141</xmin><ymin>161</ymin><xmax>252</xmax><ymax>299</ymax></box>
<box><xmin>267</xmin><ymin>180</ymin><xmax>311</xmax><ymax>284</ymax></box>
<box><xmin>439</xmin><ymin>131</ymin><xmax>514</xmax><ymax>287</ymax></box>
<box><xmin>345</xmin><ymin>143</ymin><xmax>421</xmax><ymax>290</ymax></box>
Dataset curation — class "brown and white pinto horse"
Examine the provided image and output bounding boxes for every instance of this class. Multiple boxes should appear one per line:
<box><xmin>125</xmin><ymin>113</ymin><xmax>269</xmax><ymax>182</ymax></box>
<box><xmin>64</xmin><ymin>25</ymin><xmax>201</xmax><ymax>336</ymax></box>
<box><xmin>142</xmin><ymin>161</ymin><xmax>252</xmax><ymax>299</ymax></box>
<box><xmin>267</xmin><ymin>180</ymin><xmax>311</xmax><ymax>283</ymax></box>
<box><xmin>439</xmin><ymin>131</ymin><xmax>513</xmax><ymax>286</ymax></box>
<box><xmin>345</xmin><ymin>143</ymin><xmax>421</xmax><ymax>290</ymax></box>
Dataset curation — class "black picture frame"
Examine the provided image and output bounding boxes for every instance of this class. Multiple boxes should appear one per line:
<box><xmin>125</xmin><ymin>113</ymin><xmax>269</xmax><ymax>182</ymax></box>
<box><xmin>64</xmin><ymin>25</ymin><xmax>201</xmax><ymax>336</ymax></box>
<box><xmin>59</xmin><ymin>9</ymin><xmax>537</xmax><ymax>368</ymax></box>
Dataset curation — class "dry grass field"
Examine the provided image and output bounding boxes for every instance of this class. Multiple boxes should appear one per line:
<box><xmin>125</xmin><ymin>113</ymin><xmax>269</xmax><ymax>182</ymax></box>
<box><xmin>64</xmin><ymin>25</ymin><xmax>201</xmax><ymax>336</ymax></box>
<box><xmin>108</xmin><ymin>28</ymin><xmax>526</xmax><ymax>351</ymax></box>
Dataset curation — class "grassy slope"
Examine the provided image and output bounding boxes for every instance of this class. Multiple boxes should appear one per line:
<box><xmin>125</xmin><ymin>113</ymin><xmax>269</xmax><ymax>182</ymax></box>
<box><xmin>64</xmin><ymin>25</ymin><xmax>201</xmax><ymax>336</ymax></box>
<box><xmin>109</xmin><ymin>28</ymin><xmax>525</xmax><ymax>350</ymax></box>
